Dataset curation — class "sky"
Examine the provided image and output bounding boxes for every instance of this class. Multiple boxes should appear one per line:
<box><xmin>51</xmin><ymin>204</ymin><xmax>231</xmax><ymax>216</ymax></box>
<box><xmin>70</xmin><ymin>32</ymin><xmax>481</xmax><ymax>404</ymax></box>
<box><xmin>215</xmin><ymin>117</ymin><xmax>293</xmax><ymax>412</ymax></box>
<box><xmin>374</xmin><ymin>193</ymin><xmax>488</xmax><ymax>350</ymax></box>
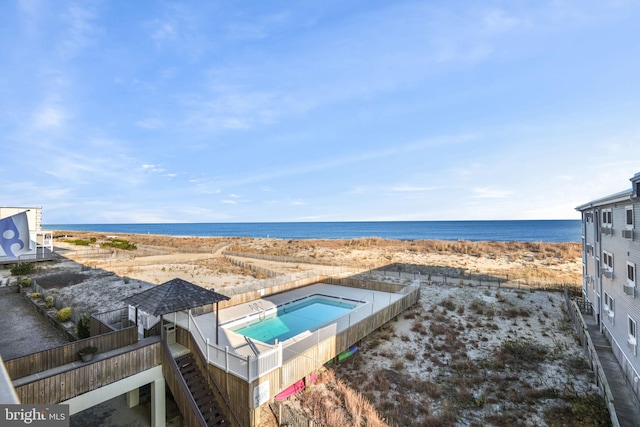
<box><xmin>2</xmin><ymin>1</ymin><xmax>640</xmax><ymax>224</ymax></box>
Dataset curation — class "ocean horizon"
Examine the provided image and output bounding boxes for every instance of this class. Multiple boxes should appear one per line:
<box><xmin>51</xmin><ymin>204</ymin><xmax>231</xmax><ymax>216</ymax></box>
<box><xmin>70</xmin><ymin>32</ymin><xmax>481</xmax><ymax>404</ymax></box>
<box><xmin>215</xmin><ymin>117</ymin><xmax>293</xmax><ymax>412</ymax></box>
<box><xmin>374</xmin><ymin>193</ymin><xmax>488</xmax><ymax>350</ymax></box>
<box><xmin>42</xmin><ymin>220</ymin><xmax>581</xmax><ymax>243</ymax></box>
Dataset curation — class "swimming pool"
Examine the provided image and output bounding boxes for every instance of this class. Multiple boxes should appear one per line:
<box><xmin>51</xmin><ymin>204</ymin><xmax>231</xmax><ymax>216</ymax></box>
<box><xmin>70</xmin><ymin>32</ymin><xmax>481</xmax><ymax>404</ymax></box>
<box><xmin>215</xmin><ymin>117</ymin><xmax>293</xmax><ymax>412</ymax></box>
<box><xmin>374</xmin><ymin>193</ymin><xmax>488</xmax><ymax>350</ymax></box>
<box><xmin>227</xmin><ymin>295</ymin><xmax>359</xmax><ymax>345</ymax></box>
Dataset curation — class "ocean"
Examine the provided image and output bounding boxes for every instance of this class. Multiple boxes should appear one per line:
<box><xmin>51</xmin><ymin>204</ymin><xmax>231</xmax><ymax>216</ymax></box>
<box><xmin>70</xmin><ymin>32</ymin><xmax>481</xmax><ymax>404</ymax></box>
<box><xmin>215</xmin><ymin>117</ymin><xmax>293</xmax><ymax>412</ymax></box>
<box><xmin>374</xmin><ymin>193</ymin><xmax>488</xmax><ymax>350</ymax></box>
<box><xmin>42</xmin><ymin>220</ymin><xmax>581</xmax><ymax>243</ymax></box>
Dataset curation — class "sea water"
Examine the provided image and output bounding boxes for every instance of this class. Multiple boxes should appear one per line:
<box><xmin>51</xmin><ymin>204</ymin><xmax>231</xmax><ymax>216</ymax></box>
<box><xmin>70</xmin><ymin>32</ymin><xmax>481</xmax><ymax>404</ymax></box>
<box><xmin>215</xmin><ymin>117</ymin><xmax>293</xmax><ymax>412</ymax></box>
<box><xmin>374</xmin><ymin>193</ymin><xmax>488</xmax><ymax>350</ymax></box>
<box><xmin>43</xmin><ymin>220</ymin><xmax>581</xmax><ymax>242</ymax></box>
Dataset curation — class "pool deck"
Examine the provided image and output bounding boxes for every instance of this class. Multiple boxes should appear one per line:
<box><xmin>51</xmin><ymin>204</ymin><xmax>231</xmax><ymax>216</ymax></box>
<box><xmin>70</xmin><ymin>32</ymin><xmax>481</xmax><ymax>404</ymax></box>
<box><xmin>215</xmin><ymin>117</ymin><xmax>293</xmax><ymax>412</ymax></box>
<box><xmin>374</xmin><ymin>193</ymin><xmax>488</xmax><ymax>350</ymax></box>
<box><xmin>172</xmin><ymin>283</ymin><xmax>403</xmax><ymax>358</ymax></box>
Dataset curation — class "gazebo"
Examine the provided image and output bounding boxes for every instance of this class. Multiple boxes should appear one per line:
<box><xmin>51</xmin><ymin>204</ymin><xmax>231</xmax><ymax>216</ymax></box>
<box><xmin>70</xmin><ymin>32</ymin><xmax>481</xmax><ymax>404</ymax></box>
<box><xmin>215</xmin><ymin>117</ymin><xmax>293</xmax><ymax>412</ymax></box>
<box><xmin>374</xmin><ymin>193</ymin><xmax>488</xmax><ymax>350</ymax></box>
<box><xmin>123</xmin><ymin>278</ymin><xmax>230</xmax><ymax>344</ymax></box>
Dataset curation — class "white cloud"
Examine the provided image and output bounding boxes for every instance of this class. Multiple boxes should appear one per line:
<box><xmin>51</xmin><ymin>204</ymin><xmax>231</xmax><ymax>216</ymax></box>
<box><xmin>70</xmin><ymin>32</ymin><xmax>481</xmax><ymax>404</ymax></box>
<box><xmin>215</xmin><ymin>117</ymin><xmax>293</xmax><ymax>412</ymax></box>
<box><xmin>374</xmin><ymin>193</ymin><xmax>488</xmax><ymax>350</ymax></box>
<box><xmin>152</xmin><ymin>22</ymin><xmax>176</xmax><ymax>42</ymax></box>
<box><xmin>136</xmin><ymin>118</ymin><xmax>164</xmax><ymax>129</ymax></box>
<box><xmin>472</xmin><ymin>187</ymin><xmax>514</xmax><ymax>199</ymax></box>
<box><xmin>141</xmin><ymin>164</ymin><xmax>166</xmax><ymax>173</ymax></box>
<box><xmin>57</xmin><ymin>4</ymin><xmax>99</xmax><ymax>59</ymax></box>
<box><xmin>391</xmin><ymin>185</ymin><xmax>439</xmax><ymax>192</ymax></box>
<box><xmin>33</xmin><ymin>106</ymin><xmax>67</xmax><ymax>128</ymax></box>
<box><xmin>483</xmin><ymin>9</ymin><xmax>526</xmax><ymax>33</ymax></box>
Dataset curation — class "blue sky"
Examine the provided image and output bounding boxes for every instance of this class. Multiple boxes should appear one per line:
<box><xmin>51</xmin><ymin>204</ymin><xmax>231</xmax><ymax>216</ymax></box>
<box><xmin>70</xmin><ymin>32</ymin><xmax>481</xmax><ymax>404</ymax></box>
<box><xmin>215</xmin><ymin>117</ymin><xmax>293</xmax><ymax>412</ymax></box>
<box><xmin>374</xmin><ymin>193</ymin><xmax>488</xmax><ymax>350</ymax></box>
<box><xmin>3</xmin><ymin>1</ymin><xmax>640</xmax><ymax>224</ymax></box>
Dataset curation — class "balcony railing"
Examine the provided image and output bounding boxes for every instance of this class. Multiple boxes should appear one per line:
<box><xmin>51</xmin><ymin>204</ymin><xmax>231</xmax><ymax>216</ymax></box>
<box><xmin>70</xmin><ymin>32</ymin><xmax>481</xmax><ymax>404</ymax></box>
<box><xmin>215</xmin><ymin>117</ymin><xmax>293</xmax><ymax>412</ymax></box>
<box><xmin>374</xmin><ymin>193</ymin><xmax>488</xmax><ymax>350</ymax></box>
<box><xmin>622</xmin><ymin>229</ymin><xmax>634</xmax><ymax>240</ymax></box>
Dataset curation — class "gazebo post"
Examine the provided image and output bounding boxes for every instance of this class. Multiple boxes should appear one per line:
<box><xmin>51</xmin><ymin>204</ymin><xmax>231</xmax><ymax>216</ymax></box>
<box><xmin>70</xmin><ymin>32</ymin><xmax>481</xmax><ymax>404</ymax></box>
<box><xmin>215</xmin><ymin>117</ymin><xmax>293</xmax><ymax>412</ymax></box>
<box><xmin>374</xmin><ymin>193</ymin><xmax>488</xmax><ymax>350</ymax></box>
<box><xmin>216</xmin><ymin>301</ymin><xmax>220</xmax><ymax>345</ymax></box>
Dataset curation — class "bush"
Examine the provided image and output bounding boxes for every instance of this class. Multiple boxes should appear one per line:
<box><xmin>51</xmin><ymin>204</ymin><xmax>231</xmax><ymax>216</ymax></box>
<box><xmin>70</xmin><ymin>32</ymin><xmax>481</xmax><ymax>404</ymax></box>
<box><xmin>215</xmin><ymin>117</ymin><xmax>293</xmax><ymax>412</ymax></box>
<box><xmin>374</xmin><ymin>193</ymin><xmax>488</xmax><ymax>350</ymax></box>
<box><xmin>77</xmin><ymin>314</ymin><xmax>91</xmax><ymax>339</ymax></box>
<box><xmin>31</xmin><ymin>292</ymin><xmax>42</xmax><ymax>299</ymax></box>
<box><xmin>101</xmin><ymin>239</ymin><xmax>137</xmax><ymax>250</ymax></box>
<box><xmin>20</xmin><ymin>277</ymin><xmax>32</xmax><ymax>286</ymax></box>
<box><xmin>10</xmin><ymin>262</ymin><xmax>34</xmax><ymax>276</ymax></box>
<box><xmin>45</xmin><ymin>296</ymin><xmax>54</xmax><ymax>308</ymax></box>
<box><xmin>63</xmin><ymin>239</ymin><xmax>92</xmax><ymax>246</ymax></box>
<box><xmin>56</xmin><ymin>307</ymin><xmax>72</xmax><ymax>322</ymax></box>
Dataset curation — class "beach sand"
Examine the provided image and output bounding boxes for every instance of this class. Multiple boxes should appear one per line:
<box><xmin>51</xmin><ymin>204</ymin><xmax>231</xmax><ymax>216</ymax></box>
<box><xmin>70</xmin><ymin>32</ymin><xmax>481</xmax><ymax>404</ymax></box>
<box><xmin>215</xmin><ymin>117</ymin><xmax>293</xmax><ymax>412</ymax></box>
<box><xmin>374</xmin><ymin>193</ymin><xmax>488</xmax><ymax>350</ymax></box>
<box><xmin>21</xmin><ymin>233</ymin><xmax>594</xmax><ymax>426</ymax></box>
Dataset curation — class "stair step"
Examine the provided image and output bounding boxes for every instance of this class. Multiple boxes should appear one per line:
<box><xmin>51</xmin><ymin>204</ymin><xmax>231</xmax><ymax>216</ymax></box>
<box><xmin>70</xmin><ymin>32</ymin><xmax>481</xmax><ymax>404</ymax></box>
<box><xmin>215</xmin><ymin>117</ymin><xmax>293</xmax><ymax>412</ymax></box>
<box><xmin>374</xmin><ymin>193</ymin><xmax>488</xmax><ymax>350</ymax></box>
<box><xmin>200</xmin><ymin>405</ymin><xmax>222</xmax><ymax>419</ymax></box>
<box><xmin>199</xmin><ymin>401</ymin><xmax>221</xmax><ymax>415</ymax></box>
<box><xmin>176</xmin><ymin>355</ymin><xmax>195</xmax><ymax>365</ymax></box>
<box><xmin>194</xmin><ymin>391</ymin><xmax>214</xmax><ymax>403</ymax></box>
<box><xmin>191</xmin><ymin>382</ymin><xmax>210</xmax><ymax>391</ymax></box>
<box><xmin>205</xmin><ymin>413</ymin><xmax>225</xmax><ymax>426</ymax></box>
<box><xmin>176</xmin><ymin>352</ymin><xmax>226</xmax><ymax>426</ymax></box>
<box><xmin>182</xmin><ymin>369</ymin><xmax>201</xmax><ymax>380</ymax></box>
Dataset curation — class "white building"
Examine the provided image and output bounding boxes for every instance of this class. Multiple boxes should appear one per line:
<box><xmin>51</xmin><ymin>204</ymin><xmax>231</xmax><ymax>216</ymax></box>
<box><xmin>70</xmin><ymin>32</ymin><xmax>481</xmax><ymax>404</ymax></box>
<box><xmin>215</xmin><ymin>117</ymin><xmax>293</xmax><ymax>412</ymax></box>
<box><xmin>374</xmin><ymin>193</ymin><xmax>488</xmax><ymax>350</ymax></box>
<box><xmin>576</xmin><ymin>172</ymin><xmax>640</xmax><ymax>398</ymax></box>
<box><xmin>0</xmin><ymin>207</ymin><xmax>53</xmax><ymax>264</ymax></box>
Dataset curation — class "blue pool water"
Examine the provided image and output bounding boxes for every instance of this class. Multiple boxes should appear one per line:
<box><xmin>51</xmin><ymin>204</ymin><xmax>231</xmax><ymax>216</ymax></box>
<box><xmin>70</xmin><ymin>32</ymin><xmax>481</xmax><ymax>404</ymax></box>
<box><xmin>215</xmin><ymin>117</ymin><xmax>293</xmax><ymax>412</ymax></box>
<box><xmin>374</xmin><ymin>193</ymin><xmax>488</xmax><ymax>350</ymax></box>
<box><xmin>231</xmin><ymin>297</ymin><xmax>356</xmax><ymax>344</ymax></box>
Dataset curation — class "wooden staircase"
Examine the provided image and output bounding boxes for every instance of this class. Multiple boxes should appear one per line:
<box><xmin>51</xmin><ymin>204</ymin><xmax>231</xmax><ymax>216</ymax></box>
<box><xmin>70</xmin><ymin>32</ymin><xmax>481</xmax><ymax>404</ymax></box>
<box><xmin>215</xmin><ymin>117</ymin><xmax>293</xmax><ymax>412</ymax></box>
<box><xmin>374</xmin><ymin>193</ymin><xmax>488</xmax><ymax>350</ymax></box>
<box><xmin>176</xmin><ymin>353</ymin><xmax>227</xmax><ymax>426</ymax></box>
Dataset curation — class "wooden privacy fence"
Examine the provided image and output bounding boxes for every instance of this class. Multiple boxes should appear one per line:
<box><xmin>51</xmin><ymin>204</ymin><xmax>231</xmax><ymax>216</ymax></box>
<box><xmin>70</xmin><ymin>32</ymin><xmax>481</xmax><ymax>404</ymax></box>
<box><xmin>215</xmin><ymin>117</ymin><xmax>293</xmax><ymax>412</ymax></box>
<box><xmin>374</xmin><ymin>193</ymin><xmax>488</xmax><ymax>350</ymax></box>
<box><xmin>14</xmin><ymin>339</ymin><xmax>161</xmax><ymax>405</ymax></box>
<box><xmin>5</xmin><ymin>326</ymin><xmax>137</xmax><ymax>380</ymax></box>
<box><xmin>564</xmin><ymin>288</ymin><xmax>620</xmax><ymax>427</ymax></box>
<box><xmin>91</xmin><ymin>307</ymin><xmax>131</xmax><ymax>335</ymax></box>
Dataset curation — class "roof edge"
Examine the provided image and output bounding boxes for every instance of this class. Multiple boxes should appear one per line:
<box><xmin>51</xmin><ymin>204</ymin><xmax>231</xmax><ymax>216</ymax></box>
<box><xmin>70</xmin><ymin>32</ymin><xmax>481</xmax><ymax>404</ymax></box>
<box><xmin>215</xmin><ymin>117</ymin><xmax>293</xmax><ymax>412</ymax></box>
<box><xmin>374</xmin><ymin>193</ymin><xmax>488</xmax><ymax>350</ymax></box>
<box><xmin>575</xmin><ymin>189</ymin><xmax>632</xmax><ymax>211</ymax></box>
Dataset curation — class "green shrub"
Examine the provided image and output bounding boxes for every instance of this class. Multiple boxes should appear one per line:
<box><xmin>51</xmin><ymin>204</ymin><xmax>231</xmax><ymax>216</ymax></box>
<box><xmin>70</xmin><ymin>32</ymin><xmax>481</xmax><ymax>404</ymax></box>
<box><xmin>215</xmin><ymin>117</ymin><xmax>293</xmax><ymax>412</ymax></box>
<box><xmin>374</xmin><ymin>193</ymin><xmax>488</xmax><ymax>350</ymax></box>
<box><xmin>20</xmin><ymin>277</ymin><xmax>32</xmax><ymax>286</ymax></box>
<box><xmin>56</xmin><ymin>307</ymin><xmax>72</xmax><ymax>322</ymax></box>
<box><xmin>101</xmin><ymin>239</ymin><xmax>137</xmax><ymax>250</ymax></box>
<box><xmin>63</xmin><ymin>239</ymin><xmax>92</xmax><ymax>246</ymax></box>
<box><xmin>31</xmin><ymin>292</ymin><xmax>42</xmax><ymax>299</ymax></box>
<box><xmin>77</xmin><ymin>314</ymin><xmax>91</xmax><ymax>339</ymax></box>
<box><xmin>10</xmin><ymin>262</ymin><xmax>34</xmax><ymax>276</ymax></box>
<box><xmin>45</xmin><ymin>296</ymin><xmax>54</xmax><ymax>308</ymax></box>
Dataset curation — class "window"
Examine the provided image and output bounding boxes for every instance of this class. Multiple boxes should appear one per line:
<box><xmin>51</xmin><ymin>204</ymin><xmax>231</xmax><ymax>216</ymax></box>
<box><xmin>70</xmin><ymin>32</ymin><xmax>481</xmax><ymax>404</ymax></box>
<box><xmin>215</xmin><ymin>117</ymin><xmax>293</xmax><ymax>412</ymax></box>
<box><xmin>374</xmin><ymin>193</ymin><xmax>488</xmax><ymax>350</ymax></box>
<box><xmin>626</xmin><ymin>206</ymin><xmax>634</xmax><ymax>228</ymax></box>
<box><xmin>585</xmin><ymin>212</ymin><xmax>593</xmax><ymax>223</ymax></box>
<box><xmin>628</xmin><ymin>262</ymin><xmax>636</xmax><ymax>286</ymax></box>
<box><xmin>628</xmin><ymin>317</ymin><xmax>637</xmax><ymax>355</ymax></box>
<box><xmin>601</xmin><ymin>209</ymin><xmax>613</xmax><ymax>235</ymax></box>
<box><xmin>603</xmin><ymin>251</ymin><xmax>614</xmax><ymax>277</ymax></box>
<box><xmin>625</xmin><ymin>261</ymin><xmax>637</xmax><ymax>297</ymax></box>
<box><xmin>604</xmin><ymin>292</ymin><xmax>615</xmax><ymax>316</ymax></box>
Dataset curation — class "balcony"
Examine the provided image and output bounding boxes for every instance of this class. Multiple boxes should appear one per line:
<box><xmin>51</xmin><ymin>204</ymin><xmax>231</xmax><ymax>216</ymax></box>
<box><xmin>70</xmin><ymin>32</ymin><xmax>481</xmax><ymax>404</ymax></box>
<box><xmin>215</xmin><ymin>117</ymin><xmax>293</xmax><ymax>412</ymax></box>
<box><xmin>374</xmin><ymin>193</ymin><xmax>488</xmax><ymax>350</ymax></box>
<box><xmin>602</xmin><ymin>227</ymin><xmax>614</xmax><ymax>236</ymax></box>
<box><xmin>603</xmin><ymin>269</ymin><xmax>614</xmax><ymax>279</ymax></box>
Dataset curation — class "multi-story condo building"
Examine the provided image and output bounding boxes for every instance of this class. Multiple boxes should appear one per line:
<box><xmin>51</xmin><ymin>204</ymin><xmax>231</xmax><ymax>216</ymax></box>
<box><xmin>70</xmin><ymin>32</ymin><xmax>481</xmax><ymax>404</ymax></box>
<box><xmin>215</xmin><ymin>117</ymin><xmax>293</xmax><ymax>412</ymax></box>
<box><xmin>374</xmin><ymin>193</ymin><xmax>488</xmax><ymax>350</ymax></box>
<box><xmin>576</xmin><ymin>172</ymin><xmax>640</xmax><ymax>398</ymax></box>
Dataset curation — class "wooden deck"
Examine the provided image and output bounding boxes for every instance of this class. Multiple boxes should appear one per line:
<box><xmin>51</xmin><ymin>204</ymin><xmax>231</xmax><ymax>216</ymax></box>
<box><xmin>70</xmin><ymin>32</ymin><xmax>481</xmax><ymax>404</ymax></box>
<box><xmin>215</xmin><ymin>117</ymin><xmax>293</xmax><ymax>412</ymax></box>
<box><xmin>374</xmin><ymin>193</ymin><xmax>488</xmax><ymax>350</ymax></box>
<box><xmin>13</xmin><ymin>337</ymin><xmax>162</xmax><ymax>405</ymax></box>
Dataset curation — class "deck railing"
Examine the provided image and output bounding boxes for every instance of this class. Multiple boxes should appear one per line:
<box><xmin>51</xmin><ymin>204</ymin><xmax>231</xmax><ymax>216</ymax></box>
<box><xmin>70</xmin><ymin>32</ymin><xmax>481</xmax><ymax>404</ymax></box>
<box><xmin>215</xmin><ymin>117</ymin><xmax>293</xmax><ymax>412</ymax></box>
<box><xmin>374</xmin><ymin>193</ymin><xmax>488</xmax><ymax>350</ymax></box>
<box><xmin>5</xmin><ymin>326</ymin><xmax>137</xmax><ymax>380</ymax></box>
<box><xmin>14</xmin><ymin>338</ymin><xmax>162</xmax><ymax>404</ymax></box>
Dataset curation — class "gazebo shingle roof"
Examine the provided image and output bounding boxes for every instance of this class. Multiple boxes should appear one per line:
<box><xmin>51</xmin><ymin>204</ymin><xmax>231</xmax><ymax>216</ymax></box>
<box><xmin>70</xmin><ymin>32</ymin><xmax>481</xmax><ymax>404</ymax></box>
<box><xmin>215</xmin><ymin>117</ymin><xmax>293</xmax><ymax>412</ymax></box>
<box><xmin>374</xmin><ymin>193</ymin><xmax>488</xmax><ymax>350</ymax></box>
<box><xmin>122</xmin><ymin>278</ymin><xmax>229</xmax><ymax>316</ymax></box>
